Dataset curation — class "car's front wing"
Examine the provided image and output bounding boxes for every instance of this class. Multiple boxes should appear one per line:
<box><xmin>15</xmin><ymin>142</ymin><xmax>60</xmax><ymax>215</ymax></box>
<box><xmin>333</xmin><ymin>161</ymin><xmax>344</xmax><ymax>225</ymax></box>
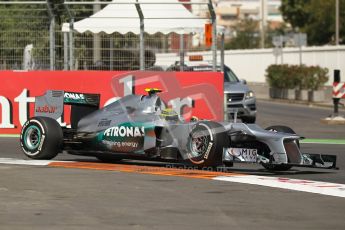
<box><xmin>222</xmin><ymin>148</ymin><xmax>337</xmax><ymax>169</ymax></box>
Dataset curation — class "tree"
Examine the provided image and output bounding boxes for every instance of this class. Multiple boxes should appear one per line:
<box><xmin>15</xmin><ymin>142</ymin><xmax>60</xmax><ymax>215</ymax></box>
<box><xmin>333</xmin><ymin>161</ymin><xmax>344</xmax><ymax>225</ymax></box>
<box><xmin>0</xmin><ymin>1</ymin><xmax>51</xmax><ymax>68</ymax></box>
<box><xmin>0</xmin><ymin>0</ymin><xmax>109</xmax><ymax>69</ymax></box>
<box><xmin>280</xmin><ymin>0</ymin><xmax>311</xmax><ymax>29</ymax></box>
<box><xmin>225</xmin><ymin>19</ymin><xmax>260</xmax><ymax>50</ymax></box>
<box><xmin>280</xmin><ymin>0</ymin><xmax>345</xmax><ymax>45</ymax></box>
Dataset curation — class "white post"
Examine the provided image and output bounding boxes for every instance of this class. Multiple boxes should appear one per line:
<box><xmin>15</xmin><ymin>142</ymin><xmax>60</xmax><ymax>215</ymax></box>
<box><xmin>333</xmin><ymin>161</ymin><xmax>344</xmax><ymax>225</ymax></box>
<box><xmin>69</xmin><ymin>19</ymin><xmax>74</xmax><ymax>70</ymax></box>
<box><xmin>135</xmin><ymin>0</ymin><xmax>145</xmax><ymax>70</ymax></box>
<box><xmin>63</xmin><ymin>32</ymin><xmax>68</xmax><ymax>70</ymax></box>
<box><xmin>260</xmin><ymin>0</ymin><xmax>267</xmax><ymax>48</ymax></box>
<box><xmin>180</xmin><ymin>33</ymin><xmax>184</xmax><ymax>71</ymax></box>
<box><xmin>93</xmin><ymin>1</ymin><xmax>101</xmax><ymax>65</ymax></box>
<box><xmin>299</xmin><ymin>33</ymin><xmax>302</xmax><ymax>65</ymax></box>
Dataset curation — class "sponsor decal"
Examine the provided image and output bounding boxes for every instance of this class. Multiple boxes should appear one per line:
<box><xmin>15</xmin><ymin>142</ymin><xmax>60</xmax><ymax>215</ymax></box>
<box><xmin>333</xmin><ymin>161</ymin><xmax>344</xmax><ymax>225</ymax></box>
<box><xmin>64</xmin><ymin>92</ymin><xmax>85</xmax><ymax>100</ymax></box>
<box><xmin>98</xmin><ymin>120</ymin><xmax>111</xmax><ymax>127</ymax></box>
<box><xmin>204</xmin><ymin>142</ymin><xmax>213</xmax><ymax>159</ymax></box>
<box><xmin>228</xmin><ymin>148</ymin><xmax>257</xmax><ymax>162</ymax></box>
<box><xmin>38</xmin><ymin>134</ymin><xmax>45</xmax><ymax>152</ymax></box>
<box><xmin>0</xmin><ymin>71</ymin><xmax>223</xmax><ymax>134</ymax></box>
<box><xmin>35</xmin><ymin>105</ymin><xmax>57</xmax><ymax>114</ymax></box>
<box><xmin>101</xmin><ymin>139</ymin><xmax>140</xmax><ymax>149</ymax></box>
<box><xmin>104</xmin><ymin>126</ymin><xmax>145</xmax><ymax>137</ymax></box>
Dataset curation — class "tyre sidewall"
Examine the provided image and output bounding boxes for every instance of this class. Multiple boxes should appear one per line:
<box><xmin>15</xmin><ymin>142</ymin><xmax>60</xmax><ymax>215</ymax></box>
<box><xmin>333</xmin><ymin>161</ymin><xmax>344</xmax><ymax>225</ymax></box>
<box><xmin>20</xmin><ymin>119</ymin><xmax>46</xmax><ymax>157</ymax></box>
<box><xmin>20</xmin><ymin>117</ymin><xmax>62</xmax><ymax>159</ymax></box>
<box><xmin>187</xmin><ymin>122</ymin><xmax>227</xmax><ymax>167</ymax></box>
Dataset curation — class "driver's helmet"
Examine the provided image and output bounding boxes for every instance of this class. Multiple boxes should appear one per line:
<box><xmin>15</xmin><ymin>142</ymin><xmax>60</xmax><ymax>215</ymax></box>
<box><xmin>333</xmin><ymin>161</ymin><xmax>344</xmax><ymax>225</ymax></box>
<box><xmin>160</xmin><ymin>108</ymin><xmax>179</xmax><ymax>122</ymax></box>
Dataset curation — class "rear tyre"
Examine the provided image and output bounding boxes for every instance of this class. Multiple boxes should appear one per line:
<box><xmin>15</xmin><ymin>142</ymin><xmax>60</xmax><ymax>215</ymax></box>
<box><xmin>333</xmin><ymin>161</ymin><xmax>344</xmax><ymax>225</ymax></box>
<box><xmin>262</xmin><ymin>125</ymin><xmax>299</xmax><ymax>171</ymax></box>
<box><xmin>20</xmin><ymin>117</ymin><xmax>63</xmax><ymax>160</ymax></box>
<box><xmin>186</xmin><ymin>121</ymin><xmax>229</xmax><ymax>168</ymax></box>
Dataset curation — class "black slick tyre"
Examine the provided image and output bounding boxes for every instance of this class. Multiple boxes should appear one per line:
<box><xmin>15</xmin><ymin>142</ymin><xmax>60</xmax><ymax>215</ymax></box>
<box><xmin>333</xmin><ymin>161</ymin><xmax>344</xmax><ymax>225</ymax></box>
<box><xmin>20</xmin><ymin>117</ymin><xmax>63</xmax><ymax>160</ymax></box>
<box><xmin>186</xmin><ymin>121</ymin><xmax>229</xmax><ymax>168</ymax></box>
<box><xmin>262</xmin><ymin>125</ymin><xmax>299</xmax><ymax>171</ymax></box>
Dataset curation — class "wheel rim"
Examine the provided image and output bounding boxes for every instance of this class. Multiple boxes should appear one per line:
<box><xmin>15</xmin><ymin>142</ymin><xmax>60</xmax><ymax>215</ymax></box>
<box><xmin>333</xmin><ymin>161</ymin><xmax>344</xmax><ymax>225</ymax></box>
<box><xmin>24</xmin><ymin>126</ymin><xmax>41</xmax><ymax>150</ymax></box>
<box><xmin>190</xmin><ymin>133</ymin><xmax>209</xmax><ymax>158</ymax></box>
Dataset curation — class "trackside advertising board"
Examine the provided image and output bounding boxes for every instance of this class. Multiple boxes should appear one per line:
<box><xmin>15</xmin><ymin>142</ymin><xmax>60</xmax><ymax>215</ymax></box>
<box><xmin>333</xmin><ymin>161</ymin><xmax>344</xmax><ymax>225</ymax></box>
<box><xmin>0</xmin><ymin>71</ymin><xmax>223</xmax><ymax>134</ymax></box>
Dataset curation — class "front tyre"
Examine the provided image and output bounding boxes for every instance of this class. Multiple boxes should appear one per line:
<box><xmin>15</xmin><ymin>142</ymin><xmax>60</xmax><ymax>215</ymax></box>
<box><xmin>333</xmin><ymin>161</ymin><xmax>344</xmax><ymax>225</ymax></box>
<box><xmin>186</xmin><ymin>121</ymin><xmax>229</xmax><ymax>168</ymax></box>
<box><xmin>262</xmin><ymin>125</ymin><xmax>299</xmax><ymax>171</ymax></box>
<box><xmin>20</xmin><ymin>117</ymin><xmax>63</xmax><ymax>160</ymax></box>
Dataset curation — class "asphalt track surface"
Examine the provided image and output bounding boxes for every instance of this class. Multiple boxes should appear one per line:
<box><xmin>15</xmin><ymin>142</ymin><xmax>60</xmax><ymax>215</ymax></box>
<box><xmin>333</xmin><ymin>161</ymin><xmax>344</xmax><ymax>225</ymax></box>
<box><xmin>1</xmin><ymin>100</ymin><xmax>345</xmax><ymax>229</ymax></box>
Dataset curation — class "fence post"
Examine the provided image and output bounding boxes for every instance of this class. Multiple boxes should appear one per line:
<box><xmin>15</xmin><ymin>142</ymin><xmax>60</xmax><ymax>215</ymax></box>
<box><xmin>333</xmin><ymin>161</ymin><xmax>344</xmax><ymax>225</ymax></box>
<box><xmin>109</xmin><ymin>36</ymin><xmax>114</xmax><ymax>70</ymax></box>
<box><xmin>135</xmin><ymin>0</ymin><xmax>145</xmax><ymax>70</ymax></box>
<box><xmin>333</xmin><ymin>69</ymin><xmax>341</xmax><ymax>116</ymax></box>
<box><xmin>63</xmin><ymin>32</ymin><xmax>68</xmax><ymax>70</ymax></box>
<box><xmin>50</xmin><ymin>17</ymin><xmax>55</xmax><ymax>70</ymax></box>
<box><xmin>69</xmin><ymin>19</ymin><xmax>74</xmax><ymax>70</ymax></box>
<box><xmin>208</xmin><ymin>0</ymin><xmax>217</xmax><ymax>71</ymax></box>
<box><xmin>179</xmin><ymin>33</ymin><xmax>184</xmax><ymax>71</ymax></box>
<box><xmin>47</xmin><ymin>1</ymin><xmax>55</xmax><ymax>70</ymax></box>
<box><xmin>64</xmin><ymin>4</ymin><xmax>74</xmax><ymax>70</ymax></box>
<box><xmin>220</xmin><ymin>32</ymin><xmax>224</xmax><ymax>73</ymax></box>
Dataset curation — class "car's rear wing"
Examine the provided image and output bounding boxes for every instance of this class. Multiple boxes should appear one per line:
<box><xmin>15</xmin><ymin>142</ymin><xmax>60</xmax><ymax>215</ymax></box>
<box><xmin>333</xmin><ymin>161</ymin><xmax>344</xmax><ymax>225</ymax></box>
<box><xmin>34</xmin><ymin>90</ymin><xmax>100</xmax><ymax>128</ymax></box>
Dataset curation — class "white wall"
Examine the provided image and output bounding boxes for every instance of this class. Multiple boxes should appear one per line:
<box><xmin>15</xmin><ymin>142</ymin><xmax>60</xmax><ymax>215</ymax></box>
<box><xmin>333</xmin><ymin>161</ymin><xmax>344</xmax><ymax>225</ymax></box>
<box><xmin>156</xmin><ymin>45</ymin><xmax>345</xmax><ymax>85</ymax></box>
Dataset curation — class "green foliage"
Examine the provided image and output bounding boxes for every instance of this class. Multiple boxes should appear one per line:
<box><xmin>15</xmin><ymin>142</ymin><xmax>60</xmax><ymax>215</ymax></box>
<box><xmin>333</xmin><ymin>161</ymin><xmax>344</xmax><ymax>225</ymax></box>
<box><xmin>225</xmin><ymin>19</ymin><xmax>260</xmax><ymax>50</ymax></box>
<box><xmin>280</xmin><ymin>0</ymin><xmax>345</xmax><ymax>45</ymax></box>
<box><xmin>266</xmin><ymin>64</ymin><xmax>298</xmax><ymax>89</ymax></box>
<box><xmin>0</xmin><ymin>0</ymin><xmax>110</xmax><ymax>68</ymax></box>
<box><xmin>225</xmin><ymin>18</ymin><xmax>289</xmax><ymax>49</ymax></box>
<box><xmin>266</xmin><ymin>64</ymin><xmax>329</xmax><ymax>90</ymax></box>
<box><xmin>302</xmin><ymin>65</ymin><xmax>329</xmax><ymax>90</ymax></box>
<box><xmin>280</xmin><ymin>0</ymin><xmax>311</xmax><ymax>29</ymax></box>
<box><xmin>0</xmin><ymin>2</ymin><xmax>51</xmax><ymax>67</ymax></box>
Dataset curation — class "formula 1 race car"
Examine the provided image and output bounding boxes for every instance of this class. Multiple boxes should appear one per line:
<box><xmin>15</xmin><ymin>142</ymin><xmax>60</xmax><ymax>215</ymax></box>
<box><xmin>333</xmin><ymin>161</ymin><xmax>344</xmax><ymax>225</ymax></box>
<box><xmin>20</xmin><ymin>87</ymin><xmax>337</xmax><ymax>171</ymax></box>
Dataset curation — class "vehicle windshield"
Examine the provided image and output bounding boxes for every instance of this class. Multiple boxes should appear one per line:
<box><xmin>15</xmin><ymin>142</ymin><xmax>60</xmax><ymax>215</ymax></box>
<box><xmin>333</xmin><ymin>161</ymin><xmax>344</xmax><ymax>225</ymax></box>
<box><xmin>223</xmin><ymin>66</ymin><xmax>239</xmax><ymax>83</ymax></box>
<box><xmin>153</xmin><ymin>64</ymin><xmax>240</xmax><ymax>83</ymax></box>
<box><xmin>188</xmin><ymin>65</ymin><xmax>239</xmax><ymax>83</ymax></box>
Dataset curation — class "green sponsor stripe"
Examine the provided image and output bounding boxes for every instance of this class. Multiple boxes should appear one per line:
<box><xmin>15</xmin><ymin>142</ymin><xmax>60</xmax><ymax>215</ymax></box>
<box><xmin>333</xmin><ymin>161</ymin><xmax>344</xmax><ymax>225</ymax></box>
<box><xmin>301</xmin><ymin>139</ymin><xmax>345</xmax><ymax>145</ymax></box>
<box><xmin>0</xmin><ymin>134</ymin><xmax>20</xmax><ymax>138</ymax></box>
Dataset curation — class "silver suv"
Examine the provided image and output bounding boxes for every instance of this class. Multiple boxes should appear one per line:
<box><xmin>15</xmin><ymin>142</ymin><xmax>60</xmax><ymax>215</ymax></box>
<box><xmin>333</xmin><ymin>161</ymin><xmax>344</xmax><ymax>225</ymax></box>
<box><xmin>222</xmin><ymin>65</ymin><xmax>256</xmax><ymax>123</ymax></box>
<box><xmin>167</xmin><ymin>63</ymin><xmax>257</xmax><ymax>123</ymax></box>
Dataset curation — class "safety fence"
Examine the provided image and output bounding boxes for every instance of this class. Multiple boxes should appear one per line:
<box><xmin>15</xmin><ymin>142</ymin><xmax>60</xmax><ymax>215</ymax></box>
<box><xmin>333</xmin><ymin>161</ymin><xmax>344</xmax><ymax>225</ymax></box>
<box><xmin>71</xmin><ymin>32</ymin><xmax>204</xmax><ymax>71</ymax></box>
<box><xmin>0</xmin><ymin>1</ymin><xmax>218</xmax><ymax>71</ymax></box>
<box><xmin>0</xmin><ymin>2</ymin><xmax>53</xmax><ymax>70</ymax></box>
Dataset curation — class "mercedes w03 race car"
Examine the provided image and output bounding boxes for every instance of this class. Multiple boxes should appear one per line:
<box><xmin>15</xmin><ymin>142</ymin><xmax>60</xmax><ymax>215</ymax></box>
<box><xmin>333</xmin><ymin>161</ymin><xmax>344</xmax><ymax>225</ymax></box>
<box><xmin>20</xmin><ymin>84</ymin><xmax>337</xmax><ymax>171</ymax></box>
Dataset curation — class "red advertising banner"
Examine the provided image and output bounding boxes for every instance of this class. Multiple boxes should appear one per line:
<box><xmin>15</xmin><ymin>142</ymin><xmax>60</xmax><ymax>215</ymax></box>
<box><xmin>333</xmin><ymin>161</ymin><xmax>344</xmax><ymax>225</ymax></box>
<box><xmin>0</xmin><ymin>71</ymin><xmax>223</xmax><ymax>134</ymax></box>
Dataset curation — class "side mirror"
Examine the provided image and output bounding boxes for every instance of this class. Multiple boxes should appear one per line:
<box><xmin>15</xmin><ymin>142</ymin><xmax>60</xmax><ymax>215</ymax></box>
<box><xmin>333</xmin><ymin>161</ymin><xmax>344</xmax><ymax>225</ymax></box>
<box><xmin>240</xmin><ymin>79</ymin><xmax>247</xmax><ymax>85</ymax></box>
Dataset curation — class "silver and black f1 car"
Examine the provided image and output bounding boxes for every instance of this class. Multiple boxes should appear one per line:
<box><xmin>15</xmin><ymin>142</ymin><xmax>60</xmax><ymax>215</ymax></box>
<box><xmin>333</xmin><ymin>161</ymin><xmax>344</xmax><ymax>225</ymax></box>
<box><xmin>20</xmin><ymin>88</ymin><xmax>337</xmax><ymax>171</ymax></box>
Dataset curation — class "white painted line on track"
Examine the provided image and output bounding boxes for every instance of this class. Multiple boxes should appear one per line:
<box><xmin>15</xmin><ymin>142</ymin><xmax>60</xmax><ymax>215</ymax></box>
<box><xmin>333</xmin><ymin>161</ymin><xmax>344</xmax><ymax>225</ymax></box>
<box><xmin>0</xmin><ymin>158</ymin><xmax>72</xmax><ymax>166</ymax></box>
<box><xmin>214</xmin><ymin>175</ymin><xmax>345</xmax><ymax>198</ymax></box>
<box><xmin>1</xmin><ymin>158</ymin><xmax>345</xmax><ymax>198</ymax></box>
